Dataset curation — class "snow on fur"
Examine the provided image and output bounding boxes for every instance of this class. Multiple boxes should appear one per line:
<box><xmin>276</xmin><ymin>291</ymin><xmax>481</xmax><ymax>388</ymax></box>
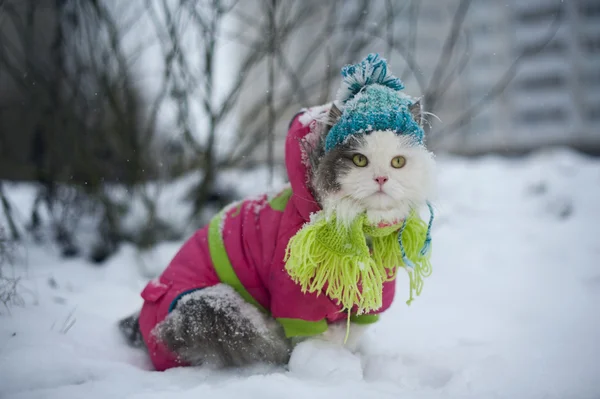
<box><xmin>177</xmin><ymin>285</ymin><xmax>271</xmax><ymax>335</ymax></box>
<box><xmin>298</xmin><ymin>103</ymin><xmax>332</xmax><ymax>126</ymax></box>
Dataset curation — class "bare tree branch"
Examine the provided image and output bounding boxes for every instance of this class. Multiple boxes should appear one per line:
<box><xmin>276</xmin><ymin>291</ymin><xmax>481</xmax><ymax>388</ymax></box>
<box><xmin>400</xmin><ymin>0</ymin><xmax>420</xmax><ymax>82</ymax></box>
<box><xmin>266</xmin><ymin>0</ymin><xmax>277</xmax><ymax>184</ymax></box>
<box><xmin>426</xmin><ymin>0</ymin><xmax>472</xmax><ymax>111</ymax></box>
<box><xmin>431</xmin><ymin>13</ymin><xmax>563</xmax><ymax>139</ymax></box>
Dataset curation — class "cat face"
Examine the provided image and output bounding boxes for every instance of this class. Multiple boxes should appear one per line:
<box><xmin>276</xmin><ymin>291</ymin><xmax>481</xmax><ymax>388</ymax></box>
<box><xmin>312</xmin><ymin>129</ymin><xmax>435</xmax><ymax>225</ymax></box>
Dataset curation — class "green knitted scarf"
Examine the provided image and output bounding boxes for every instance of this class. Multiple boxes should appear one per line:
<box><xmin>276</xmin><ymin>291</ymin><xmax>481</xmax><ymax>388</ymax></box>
<box><xmin>284</xmin><ymin>211</ymin><xmax>432</xmax><ymax>316</ymax></box>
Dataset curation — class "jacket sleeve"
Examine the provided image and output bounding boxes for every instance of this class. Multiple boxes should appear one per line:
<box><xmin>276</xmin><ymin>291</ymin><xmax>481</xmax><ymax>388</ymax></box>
<box><xmin>268</xmin><ymin>265</ymin><xmax>332</xmax><ymax>338</ymax></box>
<box><xmin>268</xmin><ymin>225</ymin><xmax>344</xmax><ymax>338</ymax></box>
<box><xmin>269</xmin><ymin>264</ymin><xmax>385</xmax><ymax>337</ymax></box>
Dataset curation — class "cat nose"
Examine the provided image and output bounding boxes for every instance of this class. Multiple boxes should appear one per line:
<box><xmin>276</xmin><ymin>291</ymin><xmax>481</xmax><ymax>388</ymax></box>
<box><xmin>374</xmin><ymin>176</ymin><xmax>388</xmax><ymax>185</ymax></box>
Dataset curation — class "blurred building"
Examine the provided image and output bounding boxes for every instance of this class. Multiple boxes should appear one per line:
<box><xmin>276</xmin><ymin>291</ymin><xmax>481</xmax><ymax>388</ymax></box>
<box><xmin>508</xmin><ymin>0</ymin><xmax>600</xmax><ymax>154</ymax></box>
<box><xmin>432</xmin><ymin>0</ymin><xmax>600</xmax><ymax>154</ymax></box>
<box><xmin>247</xmin><ymin>0</ymin><xmax>600</xmax><ymax>159</ymax></box>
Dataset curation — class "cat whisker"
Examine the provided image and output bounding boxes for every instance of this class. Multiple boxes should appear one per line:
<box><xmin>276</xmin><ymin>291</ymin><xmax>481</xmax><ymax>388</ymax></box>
<box><xmin>420</xmin><ymin>111</ymin><xmax>441</xmax><ymax>128</ymax></box>
<box><xmin>421</xmin><ymin>111</ymin><xmax>441</xmax><ymax>122</ymax></box>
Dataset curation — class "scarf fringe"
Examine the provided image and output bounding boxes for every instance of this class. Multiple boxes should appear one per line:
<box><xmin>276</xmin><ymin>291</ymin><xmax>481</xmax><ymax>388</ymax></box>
<box><xmin>284</xmin><ymin>211</ymin><xmax>432</xmax><ymax>314</ymax></box>
<box><xmin>394</xmin><ymin>215</ymin><xmax>432</xmax><ymax>305</ymax></box>
<box><xmin>284</xmin><ymin>220</ymin><xmax>387</xmax><ymax>314</ymax></box>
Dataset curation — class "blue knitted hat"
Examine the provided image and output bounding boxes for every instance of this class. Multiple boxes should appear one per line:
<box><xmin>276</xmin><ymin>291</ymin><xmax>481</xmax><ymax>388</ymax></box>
<box><xmin>325</xmin><ymin>53</ymin><xmax>424</xmax><ymax>153</ymax></box>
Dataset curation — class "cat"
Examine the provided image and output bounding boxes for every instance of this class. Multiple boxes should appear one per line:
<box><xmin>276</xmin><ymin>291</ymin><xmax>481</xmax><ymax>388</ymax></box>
<box><xmin>118</xmin><ymin>100</ymin><xmax>435</xmax><ymax>369</ymax></box>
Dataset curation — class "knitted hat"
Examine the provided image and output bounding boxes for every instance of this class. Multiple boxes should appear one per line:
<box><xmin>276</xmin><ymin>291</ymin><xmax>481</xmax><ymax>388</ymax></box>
<box><xmin>325</xmin><ymin>53</ymin><xmax>424</xmax><ymax>153</ymax></box>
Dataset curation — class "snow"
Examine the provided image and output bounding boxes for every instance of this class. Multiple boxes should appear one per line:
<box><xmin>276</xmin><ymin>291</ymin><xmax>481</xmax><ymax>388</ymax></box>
<box><xmin>288</xmin><ymin>340</ymin><xmax>363</xmax><ymax>381</ymax></box>
<box><xmin>175</xmin><ymin>285</ymin><xmax>271</xmax><ymax>335</ymax></box>
<box><xmin>2</xmin><ymin>148</ymin><xmax>600</xmax><ymax>398</ymax></box>
<box><xmin>298</xmin><ymin>103</ymin><xmax>331</xmax><ymax>126</ymax></box>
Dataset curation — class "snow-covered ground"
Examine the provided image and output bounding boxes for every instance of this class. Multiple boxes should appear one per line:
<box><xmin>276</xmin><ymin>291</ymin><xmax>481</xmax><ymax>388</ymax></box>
<box><xmin>1</xmin><ymin>148</ymin><xmax>599</xmax><ymax>399</ymax></box>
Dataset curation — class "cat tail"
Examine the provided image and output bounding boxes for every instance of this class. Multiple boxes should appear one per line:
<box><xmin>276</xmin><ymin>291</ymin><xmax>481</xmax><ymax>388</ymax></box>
<box><xmin>118</xmin><ymin>311</ymin><xmax>146</xmax><ymax>348</ymax></box>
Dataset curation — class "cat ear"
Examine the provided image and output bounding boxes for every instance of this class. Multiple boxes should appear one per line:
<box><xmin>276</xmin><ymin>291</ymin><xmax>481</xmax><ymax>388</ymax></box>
<box><xmin>409</xmin><ymin>100</ymin><xmax>422</xmax><ymax>126</ymax></box>
<box><xmin>320</xmin><ymin>103</ymin><xmax>343</xmax><ymax>137</ymax></box>
<box><xmin>328</xmin><ymin>103</ymin><xmax>343</xmax><ymax>125</ymax></box>
<box><xmin>306</xmin><ymin>103</ymin><xmax>343</xmax><ymax>180</ymax></box>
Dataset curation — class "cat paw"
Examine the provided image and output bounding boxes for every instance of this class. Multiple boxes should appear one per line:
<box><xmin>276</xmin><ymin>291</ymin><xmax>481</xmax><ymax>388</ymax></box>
<box><xmin>288</xmin><ymin>339</ymin><xmax>363</xmax><ymax>381</ymax></box>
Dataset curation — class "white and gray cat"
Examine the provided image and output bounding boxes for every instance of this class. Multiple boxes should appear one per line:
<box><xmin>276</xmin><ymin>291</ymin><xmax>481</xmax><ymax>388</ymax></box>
<box><xmin>119</xmin><ymin>101</ymin><xmax>435</xmax><ymax>368</ymax></box>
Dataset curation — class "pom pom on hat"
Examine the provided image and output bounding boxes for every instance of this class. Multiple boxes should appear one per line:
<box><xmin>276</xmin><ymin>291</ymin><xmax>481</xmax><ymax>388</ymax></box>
<box><xmin>337</xmin><ymin>53</ymin><xmax>405</xmax><ymax>103</ymax></box>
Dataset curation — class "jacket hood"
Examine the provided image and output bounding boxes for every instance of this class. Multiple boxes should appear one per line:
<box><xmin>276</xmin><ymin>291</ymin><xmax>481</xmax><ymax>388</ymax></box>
<box><xmin>285</xmin><ymin>112</ymin><xmax>322</xmax><ymax>222</ymax></box>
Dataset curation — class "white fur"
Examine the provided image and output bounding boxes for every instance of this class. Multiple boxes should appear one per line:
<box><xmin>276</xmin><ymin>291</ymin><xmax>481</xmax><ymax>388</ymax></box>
<box><xmin>324</xmin><ymin>131</ymin><xmax>435</xmax><ymax>226</ymax></box>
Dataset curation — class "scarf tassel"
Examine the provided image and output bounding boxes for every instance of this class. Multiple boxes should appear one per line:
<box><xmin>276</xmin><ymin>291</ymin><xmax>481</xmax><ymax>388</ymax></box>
<box><xmin>284</xmin><ymin>220</ymin><xmax>390</xmax><ymax>315</ymax></box>
<box><xmin>285</xmin><ymin>210</ymin><xmax>433</xmax><ymax>312</ymax></box>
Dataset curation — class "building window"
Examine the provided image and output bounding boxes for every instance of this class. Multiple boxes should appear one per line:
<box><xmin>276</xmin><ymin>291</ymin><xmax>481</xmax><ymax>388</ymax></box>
<box><xmin>578</xmin><ymin>1</ymin><xmax>600</xmax><ymax>18</ymax></box>
<box><xmin>580</xmin><ymin>36</ymin><xmax>600</xmax><ymax>55</ymax></box>
<box><xmin>516</xmin><ymin>108</ymin><xmax>568</xmax><ymax>124</ymax></box>
<box><xmin>517</xmin><ymin>74</ymin><xmax>567</xmax><ymax>91</ymax></box>
<box><xmin>519</xmin><ymin>39</ymin><xmax>567</xmax><ymax>58</ymax></box>
<box><xmin>515</xmin><ymin>5</ymin><xmax>563</xmax><ymax>24</ymax></box>
<box><xmin>584</xmin><ymin>105</ymin><xmax>600</xmax><ymax>121</ymax></box>
<box><xmin>580</xmin><ymin>71</ymin><xmax>600</xmax><ymax>87</ymax></box>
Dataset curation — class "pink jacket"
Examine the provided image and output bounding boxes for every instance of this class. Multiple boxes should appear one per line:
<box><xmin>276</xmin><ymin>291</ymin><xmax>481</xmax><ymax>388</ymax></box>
<box><xmin>138</xmin><ymin>111</ymin><xmax>397</xmax><ymax>371</ymax></box>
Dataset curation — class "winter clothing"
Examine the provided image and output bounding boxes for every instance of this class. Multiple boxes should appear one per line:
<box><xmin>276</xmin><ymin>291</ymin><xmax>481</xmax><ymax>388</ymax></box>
<box><xmin>325</xmin><ymin>53</ymin><xmax>424</xmax><ymax>152</ymax></box>
<box><xmin>283</xmin><ymin>53</ymin><xmax>433</xmax><ymax>320</ymax></box>
<box><xmin>139</xmin><ymin>53</ymin><xmax>435</xmax><ymax>372</ymax></box>
<box><xmin>284</xmin><ymin>211</ymin><xmax>431</xmax><ymax>316</ymax></box>
<box><xmin>138</xmin><ymin>110</ymin><xmax>397</xmax><ymax>371</ymax></box>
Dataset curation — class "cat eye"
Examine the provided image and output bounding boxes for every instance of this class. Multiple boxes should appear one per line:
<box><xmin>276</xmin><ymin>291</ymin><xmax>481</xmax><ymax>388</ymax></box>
<box><xmin>352</xmin><ymin>153</ymin><xmax>368</xmax><ymax>167</ymax></box>
<box><xmin>391</xmin><ymin>156</ymin><xmax>407</xmax><ymax>168</ymax></box>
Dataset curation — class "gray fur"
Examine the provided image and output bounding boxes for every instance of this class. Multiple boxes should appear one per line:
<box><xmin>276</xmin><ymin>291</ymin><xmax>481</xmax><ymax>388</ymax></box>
<box><xmin>118</xmin><ymin>311</ymin><xmax>146</xmax><ymax>348</ymax></box>
<box><xmin>152</xmin><ymin>285</ymin><xmax>291</xmax><ymax>368</ymax></box>
<box><xmin>312</xmin><ymin>134</ymin><xmax>366</xmax><ymax>202</ymax></box>
<box><xmin>304</xmin><ymin>103</ymin><xmax>343</xmax><ymax>178</ymax></box>
<box><xmin>328</xmin><ymin>102</ymin><xmax>343</xmax><ymax>120</ymax></box>
<box><xmin>305</xmin><ymin>103</ymin><xmax>371</xmax><ymax>201</ymax></box>
<box><xmin>409</xmin><ymin>100</ymin><xmax>422</xmax><ymax>126</ymax></box>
